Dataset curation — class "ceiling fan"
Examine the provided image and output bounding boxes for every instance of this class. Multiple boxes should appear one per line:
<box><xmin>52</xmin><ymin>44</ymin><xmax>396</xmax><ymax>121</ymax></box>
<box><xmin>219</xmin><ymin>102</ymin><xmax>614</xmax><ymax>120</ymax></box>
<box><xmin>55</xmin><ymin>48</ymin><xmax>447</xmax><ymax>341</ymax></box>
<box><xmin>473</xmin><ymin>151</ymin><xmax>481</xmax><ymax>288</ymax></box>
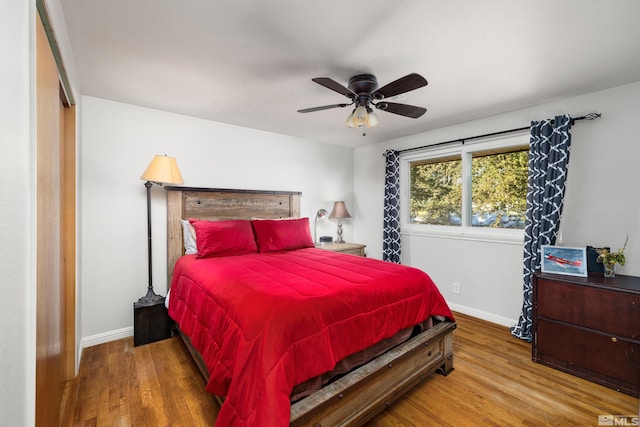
<box><xmin>298</xmin><ymin>73</ymin><xmax>428</xmax><ymax>134</ymax></box>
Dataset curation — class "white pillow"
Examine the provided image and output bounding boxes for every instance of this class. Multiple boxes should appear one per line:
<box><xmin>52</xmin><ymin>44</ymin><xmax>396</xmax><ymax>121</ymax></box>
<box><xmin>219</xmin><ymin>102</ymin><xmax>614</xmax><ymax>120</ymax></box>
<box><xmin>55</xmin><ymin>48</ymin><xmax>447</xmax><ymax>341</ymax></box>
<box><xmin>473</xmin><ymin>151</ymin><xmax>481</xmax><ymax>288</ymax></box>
<box><xmin>180</xmin><ymin>219</ymin><xmax>197</xmax><ymax>255</ymax></box>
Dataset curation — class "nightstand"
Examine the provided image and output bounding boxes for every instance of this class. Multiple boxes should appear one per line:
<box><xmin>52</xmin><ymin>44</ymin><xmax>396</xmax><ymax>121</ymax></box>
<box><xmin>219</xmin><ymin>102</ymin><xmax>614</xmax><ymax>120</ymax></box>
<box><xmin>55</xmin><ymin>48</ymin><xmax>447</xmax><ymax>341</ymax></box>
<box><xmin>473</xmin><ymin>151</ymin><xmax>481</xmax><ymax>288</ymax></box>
<box><xmin>316</xmin><ymin>242</ymin><xmax>366</xmax><ymax>257</ymax></box>
<box><xmin>133</xmin><ymin>298</ymin><xmax>172</xmax><ymax>346</ymax></box>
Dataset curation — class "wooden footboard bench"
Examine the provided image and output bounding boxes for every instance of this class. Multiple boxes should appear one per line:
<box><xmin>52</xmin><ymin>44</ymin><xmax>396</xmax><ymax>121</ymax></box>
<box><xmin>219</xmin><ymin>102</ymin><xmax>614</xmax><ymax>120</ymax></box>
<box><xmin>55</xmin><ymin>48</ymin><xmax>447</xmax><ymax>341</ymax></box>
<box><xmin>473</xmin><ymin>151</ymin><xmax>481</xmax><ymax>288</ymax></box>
<box><xmin>174</xmin><ymin>320</ymin><xmax>455</xmax><ymax>427</ymax></box>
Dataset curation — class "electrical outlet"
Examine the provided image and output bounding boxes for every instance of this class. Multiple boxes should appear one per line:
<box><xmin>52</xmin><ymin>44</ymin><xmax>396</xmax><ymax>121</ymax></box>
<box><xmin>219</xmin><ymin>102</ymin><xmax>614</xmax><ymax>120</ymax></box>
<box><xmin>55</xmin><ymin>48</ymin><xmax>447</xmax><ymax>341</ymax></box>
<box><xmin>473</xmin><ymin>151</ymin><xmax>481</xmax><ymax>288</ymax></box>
<box><xmin>452</xmin><ymin>282</ymin><xmax>460</xmax><ymax>294</ymax></box>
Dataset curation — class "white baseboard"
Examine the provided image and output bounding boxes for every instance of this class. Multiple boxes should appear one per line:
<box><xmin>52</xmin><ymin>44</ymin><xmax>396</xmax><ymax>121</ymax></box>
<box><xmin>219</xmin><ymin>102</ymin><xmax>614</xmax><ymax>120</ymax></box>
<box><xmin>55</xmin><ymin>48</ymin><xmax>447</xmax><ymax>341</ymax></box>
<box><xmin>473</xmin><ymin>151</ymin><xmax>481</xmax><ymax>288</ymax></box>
<box><xmin>446</xmin><ymin>302</ymin><xmax>516</xmax><ymax>328</ymax></box>
<box><xmin>81</xmin><ymin>326</ymin><xmax>133</xmax><ymax>349</ymax></box>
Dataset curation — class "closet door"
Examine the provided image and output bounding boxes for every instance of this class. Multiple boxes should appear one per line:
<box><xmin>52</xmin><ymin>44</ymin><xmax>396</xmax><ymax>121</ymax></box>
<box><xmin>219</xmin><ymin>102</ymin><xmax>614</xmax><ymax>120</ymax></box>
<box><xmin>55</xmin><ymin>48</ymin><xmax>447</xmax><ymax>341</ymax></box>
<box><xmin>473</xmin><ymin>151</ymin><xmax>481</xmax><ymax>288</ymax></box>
<box><xmin>35</xmin><ymin>10</ymin><xmax>76</xmax><ymax>425</ymax></box>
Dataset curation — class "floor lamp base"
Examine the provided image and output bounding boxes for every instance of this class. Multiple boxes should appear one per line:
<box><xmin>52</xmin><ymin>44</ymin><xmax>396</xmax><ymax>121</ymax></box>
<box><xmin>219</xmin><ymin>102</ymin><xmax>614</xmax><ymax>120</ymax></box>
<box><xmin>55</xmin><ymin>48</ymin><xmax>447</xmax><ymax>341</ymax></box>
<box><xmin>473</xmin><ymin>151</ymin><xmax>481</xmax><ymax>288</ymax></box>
<box><xmin>137</xmin><ymin>287</ymin><xmax>164</xmax><ymax>306</ymax></box>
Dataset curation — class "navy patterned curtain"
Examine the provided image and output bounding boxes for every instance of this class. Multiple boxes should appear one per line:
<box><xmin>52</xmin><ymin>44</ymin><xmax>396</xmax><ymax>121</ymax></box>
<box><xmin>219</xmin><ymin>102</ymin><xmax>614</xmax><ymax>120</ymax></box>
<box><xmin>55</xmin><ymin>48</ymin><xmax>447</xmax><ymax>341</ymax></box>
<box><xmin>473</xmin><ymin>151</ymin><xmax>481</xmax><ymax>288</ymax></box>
<box><xmin>383</xmin><ymin>149</ymin><xmax>401</xmax><ymax>263</ymax></box>
<box><xmin>511</xmin><ymin>115</ymin><xmax>573</xmax><ymax>341</ymax></box>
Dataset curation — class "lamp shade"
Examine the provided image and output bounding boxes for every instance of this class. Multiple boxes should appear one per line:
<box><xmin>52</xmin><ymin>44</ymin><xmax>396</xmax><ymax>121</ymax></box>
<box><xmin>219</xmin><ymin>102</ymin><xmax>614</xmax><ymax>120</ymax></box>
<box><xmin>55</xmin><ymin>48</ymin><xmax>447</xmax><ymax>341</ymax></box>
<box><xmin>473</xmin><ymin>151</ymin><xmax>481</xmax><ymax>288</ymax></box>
<box><xmin>141</xmin><ymin>155</ymin><xmax>184</xmax><ymax>185</ymax></box>
<box><xmin>345</xmin><ymin>110</ymin><xmax>357</xmax><ymax>128</ymax></box>
<box><xmin>329</xmin><ymin>201</ymin><xmax>352</xmax><ymax>219</ymax></box>
<box><xmin>352</xmin><ymin>106</ymin><xmax>368</xmax><ymax>126</ymax></box>
<box><xmin>366</xmin><ymin>108</ymin><xmax>379</xmax><ymax>127</ymax></box>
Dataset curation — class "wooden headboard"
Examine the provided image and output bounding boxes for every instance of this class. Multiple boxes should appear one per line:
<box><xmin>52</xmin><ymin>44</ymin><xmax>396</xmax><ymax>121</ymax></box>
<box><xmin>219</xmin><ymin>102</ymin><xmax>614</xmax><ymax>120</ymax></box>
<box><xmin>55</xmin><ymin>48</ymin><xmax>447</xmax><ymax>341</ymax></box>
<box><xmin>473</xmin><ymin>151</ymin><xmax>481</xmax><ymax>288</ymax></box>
<box><xmin>164</xmin><ymin>186</ymin><xmax>301</xmax><ymax>287</ymax></box>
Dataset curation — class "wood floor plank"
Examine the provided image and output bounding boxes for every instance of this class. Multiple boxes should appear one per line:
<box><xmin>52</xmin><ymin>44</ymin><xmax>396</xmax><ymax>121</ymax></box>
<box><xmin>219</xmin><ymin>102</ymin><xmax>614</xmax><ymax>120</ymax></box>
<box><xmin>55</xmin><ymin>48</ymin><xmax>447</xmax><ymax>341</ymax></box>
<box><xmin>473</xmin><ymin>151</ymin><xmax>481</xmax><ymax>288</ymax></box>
<box><xmin>60</xmin><ymin>313</ymin><xmax>638</xmax><ymax>426</ymax></box>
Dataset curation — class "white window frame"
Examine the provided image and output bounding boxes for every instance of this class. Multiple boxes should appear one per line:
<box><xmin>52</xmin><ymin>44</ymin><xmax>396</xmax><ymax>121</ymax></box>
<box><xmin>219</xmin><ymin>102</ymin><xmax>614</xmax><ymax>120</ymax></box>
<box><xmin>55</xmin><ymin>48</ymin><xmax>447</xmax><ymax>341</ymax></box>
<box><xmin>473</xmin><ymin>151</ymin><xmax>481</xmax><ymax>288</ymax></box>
<box><xmin>400</xmin><ymin>133</ymin><xmax>529</xmax><ymax>245</ymax></box>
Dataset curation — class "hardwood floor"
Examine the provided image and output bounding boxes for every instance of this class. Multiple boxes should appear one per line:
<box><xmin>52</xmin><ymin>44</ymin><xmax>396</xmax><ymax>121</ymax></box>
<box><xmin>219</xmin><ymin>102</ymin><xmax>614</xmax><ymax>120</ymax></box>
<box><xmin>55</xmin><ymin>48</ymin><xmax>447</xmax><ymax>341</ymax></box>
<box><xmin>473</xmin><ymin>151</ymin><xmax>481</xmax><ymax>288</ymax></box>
<box><xmin>61</xmin><ymin>313</ymin><xmax>638</xmax><ymax>426</ymax></box>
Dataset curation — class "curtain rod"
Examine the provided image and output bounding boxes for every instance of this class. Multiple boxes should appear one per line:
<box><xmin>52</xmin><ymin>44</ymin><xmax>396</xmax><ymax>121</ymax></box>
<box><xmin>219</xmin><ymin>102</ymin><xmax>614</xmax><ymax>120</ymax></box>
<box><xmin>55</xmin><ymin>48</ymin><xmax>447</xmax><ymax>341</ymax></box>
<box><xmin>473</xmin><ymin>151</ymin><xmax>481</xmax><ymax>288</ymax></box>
<box><xmin>390</xmin><ymin>112</ymin><xmax>601</xmax><ymax>155</ymax></box>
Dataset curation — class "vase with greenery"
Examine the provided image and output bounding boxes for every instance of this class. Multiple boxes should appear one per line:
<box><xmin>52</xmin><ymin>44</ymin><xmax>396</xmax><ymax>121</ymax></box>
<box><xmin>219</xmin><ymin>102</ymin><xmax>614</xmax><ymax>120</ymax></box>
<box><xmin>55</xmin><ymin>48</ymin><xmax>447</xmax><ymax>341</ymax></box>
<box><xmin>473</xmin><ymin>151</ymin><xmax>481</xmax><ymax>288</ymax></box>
<box><xmin>597</xmin><ymin>236</ymin><xmax>628</xmax><ymax>278</ymax></box>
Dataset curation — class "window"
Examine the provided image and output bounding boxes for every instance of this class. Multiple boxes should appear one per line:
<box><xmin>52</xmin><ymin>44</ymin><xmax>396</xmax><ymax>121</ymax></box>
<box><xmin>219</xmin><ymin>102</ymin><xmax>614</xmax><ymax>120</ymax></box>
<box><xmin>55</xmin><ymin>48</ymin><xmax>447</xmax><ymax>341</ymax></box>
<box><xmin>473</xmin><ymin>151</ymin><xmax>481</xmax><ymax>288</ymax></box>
<box><xmin>471</xmin><ymin>150</ymin><xmax>528</xmax><ymax>228</ymax></box>
<box><xmin>410</xmin><ymin>156</ymin><xmax>462</xmax><ymax>226</ymax></box>
<box><xmin>402</xmin><ymin>135</ymin><xmax>528</xmax><ymax>235</ymax></box>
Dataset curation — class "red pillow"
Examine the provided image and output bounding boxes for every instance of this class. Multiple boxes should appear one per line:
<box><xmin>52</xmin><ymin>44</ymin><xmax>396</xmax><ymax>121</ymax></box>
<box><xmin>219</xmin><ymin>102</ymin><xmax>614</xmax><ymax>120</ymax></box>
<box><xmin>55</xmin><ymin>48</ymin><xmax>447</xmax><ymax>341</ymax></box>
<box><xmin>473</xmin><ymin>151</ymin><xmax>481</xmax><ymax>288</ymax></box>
<box><xmin>251</xmin><ymin>218</ymin><xmax>314</xmax><ymax>253</ymax></box>
<box><xmin>189</xmin><ymin>219</ymin><xmax>258</xmax><ymax>258</ymax></box>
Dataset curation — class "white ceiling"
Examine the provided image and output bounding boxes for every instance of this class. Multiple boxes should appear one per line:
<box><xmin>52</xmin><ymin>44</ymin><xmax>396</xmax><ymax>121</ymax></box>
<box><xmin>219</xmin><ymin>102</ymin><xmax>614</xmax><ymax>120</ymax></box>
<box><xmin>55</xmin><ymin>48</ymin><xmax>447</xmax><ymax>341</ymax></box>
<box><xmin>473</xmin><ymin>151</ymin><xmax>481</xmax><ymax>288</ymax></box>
<box><xmin>59</xmin><ymin>0</ymin><xmax>640</xmax><ymax>148</ymax></box>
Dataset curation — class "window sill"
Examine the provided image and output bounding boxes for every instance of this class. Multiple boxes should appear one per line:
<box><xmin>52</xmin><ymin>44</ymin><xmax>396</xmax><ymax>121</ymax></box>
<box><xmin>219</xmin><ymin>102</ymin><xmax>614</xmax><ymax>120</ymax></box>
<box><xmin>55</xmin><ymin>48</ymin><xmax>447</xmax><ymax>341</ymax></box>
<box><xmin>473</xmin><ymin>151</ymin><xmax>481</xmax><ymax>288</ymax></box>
<box><xmin>400</xmin><ymin>225</ymin><xmax>524</xmax><ymax>245</ymax></box>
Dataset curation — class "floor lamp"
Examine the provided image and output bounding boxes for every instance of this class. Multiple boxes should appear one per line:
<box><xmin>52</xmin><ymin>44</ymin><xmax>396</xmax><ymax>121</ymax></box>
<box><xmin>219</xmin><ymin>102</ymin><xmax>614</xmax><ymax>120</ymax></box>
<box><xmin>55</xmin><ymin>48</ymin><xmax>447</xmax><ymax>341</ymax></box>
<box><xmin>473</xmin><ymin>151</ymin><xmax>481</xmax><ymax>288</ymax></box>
<box><xmin>329</xmin><ymin>201</ymin><xmax>351</xmax><ymax>243</ymax></box>
<box><xmin>138</xmin><ymin>155</ymin><xmax>183</xmax><ymax>305</ymax></box>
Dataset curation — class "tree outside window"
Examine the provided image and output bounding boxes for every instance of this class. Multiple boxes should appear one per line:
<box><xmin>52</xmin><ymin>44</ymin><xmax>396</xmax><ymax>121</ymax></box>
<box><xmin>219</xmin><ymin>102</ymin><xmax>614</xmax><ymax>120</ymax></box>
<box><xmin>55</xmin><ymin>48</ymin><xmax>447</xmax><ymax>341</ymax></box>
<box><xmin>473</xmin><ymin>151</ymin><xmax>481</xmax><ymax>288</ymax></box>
<box><xmin>410</xmin><ymin>158</ymin><xmax>462</xmax><ymax>226</ymax></box>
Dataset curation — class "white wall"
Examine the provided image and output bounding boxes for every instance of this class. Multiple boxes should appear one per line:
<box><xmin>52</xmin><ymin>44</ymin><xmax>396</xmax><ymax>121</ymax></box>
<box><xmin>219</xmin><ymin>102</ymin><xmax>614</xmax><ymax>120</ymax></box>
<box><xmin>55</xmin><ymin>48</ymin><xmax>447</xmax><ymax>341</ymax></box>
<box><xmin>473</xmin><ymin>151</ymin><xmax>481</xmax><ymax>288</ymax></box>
<box><xmin>80</xmin><ymin>96</ymin><xmax>354</xmax><ymax>344</ymax></box>
<box><xmin>0</xmin><ymin>1</ymin><xmax>34</xmax><ymax>425</ymax></box>
<box><xmin>354</xmin><ymin>82</ymin><xmax>640</xmax><ymax>326</ymax></box>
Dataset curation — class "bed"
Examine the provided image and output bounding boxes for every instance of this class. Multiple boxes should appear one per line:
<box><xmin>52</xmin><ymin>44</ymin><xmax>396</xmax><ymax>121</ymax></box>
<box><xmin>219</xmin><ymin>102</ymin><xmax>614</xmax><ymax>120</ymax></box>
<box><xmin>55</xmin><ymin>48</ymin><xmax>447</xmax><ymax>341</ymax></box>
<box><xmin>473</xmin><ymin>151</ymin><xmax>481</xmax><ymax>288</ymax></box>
<box><xmin>165</xmin><ymin>187</ymin><xmax>456</xmax><ymax>427</ymax></box>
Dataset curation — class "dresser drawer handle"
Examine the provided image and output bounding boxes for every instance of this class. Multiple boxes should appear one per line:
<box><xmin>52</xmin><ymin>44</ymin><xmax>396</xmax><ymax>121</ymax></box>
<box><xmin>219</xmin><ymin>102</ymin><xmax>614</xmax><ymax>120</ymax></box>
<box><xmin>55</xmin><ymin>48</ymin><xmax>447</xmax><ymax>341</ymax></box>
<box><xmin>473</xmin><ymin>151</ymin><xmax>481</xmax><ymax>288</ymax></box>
<box><xmin>611</xmin><ymin>337</ymin><xmax>617</xmax><ymax>343</ymax></box>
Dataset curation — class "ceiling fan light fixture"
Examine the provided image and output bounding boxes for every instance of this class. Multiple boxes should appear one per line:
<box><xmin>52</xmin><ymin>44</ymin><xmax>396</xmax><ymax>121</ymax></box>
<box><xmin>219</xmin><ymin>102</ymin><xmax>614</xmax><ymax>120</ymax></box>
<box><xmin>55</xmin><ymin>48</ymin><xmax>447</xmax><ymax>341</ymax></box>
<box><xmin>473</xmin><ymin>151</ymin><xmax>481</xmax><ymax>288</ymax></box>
<box><xmin>352</xmin><ymin>106</ymin><xmax>368</xmax><ymax>126</ymax></box>
<box><xmin>345</xmin><ymin>110</ymin><xmax>357</xmax><ymax>128</ymax></box>
<box><xmin>366</xmin><ymin>108</ymin><xmax>379</xmax><ymax>127</ymax></box>
<box><xmin>301</xmin><ymin>73</ymin><xmax>428</xmax><ymax>133</ymax></box>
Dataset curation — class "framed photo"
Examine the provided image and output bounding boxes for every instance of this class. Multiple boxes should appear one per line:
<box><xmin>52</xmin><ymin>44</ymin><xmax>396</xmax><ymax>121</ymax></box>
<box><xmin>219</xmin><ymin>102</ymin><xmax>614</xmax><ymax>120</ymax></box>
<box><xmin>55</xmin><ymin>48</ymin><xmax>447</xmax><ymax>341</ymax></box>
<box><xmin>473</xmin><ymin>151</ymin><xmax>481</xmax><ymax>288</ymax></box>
<box><xmin>540</xmin><ymin>245</ymin><xmax>588</xmax><ymax>277</ymax></box>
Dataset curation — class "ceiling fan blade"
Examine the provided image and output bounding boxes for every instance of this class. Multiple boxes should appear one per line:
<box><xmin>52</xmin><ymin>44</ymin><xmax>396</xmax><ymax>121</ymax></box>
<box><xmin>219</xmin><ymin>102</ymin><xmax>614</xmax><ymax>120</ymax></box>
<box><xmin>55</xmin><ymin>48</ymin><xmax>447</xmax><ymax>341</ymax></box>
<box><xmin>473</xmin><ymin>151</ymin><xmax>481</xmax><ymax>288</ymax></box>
<box><xmin>297</xmin><ymin>103</ymin><xmax>350</xmax><ymax>113</ymax></box>
<box><xmin>375</xmin><ymin>102</ymin><xmax>427</xmax><ymax>118</ymax></box>
<box><xmin>312</xmin><ymin>77</ymin><xmax>356</xmax><ymax>98</ymax></box>
<box><xmin>373</xmin><ymin>73</ymin><xmax>428</xmax><ymax>99</ymax></box>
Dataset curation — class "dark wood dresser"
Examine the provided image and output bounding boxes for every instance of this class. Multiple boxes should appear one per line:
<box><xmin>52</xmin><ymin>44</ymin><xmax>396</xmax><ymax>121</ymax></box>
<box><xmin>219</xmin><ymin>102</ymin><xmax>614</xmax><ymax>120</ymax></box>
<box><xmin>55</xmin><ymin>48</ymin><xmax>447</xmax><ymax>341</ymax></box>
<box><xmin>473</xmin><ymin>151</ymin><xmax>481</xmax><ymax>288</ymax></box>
<box><xmin>532</xmin><ymin>272</ymin><xmax>640</xmax><ymax>397</ymax></box>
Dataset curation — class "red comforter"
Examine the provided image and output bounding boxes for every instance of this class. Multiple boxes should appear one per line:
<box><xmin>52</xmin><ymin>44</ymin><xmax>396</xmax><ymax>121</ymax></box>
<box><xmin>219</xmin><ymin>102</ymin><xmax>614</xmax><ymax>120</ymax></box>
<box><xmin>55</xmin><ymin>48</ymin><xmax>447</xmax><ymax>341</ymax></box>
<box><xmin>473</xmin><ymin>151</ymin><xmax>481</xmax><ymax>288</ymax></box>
<box><xmin>168</xmin><ymin>248</ymin><xmax>453</xmax><ymax>427</ymax></box>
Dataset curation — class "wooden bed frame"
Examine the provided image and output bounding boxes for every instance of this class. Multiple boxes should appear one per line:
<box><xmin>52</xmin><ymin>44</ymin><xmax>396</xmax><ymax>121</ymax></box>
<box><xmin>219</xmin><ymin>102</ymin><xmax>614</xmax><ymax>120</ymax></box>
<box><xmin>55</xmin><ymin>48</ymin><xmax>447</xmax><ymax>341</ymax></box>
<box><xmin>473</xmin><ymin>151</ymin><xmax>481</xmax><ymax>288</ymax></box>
<box><xmin>165</xmin><ymin>186</ymin><xmax>456</xmax><ymax>426</ymax></box>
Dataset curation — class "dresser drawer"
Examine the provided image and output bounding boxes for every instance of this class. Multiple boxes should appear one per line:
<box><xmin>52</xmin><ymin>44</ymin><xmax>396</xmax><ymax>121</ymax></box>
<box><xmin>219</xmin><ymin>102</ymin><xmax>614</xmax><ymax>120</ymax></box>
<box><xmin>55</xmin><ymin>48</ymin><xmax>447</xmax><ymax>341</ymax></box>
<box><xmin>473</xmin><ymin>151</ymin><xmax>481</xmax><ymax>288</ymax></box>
<box><xmin>537</xmin><ymin>278</ymin><xmax>640</xmax><ymax>339</ymax></box>
<box><xmin>339</xmin><ymin>248</ymin><xmax>365</xmax><ymax>256</ymax></box>
<box><xmin>316</xmin><ymin>242</ymin><xmax>366</xmax><ymax>257</ymax></box>
<box><xmin>535</xmin><ymin>318</ymin><xmax>640</xmax><ymax>395</ymax></box>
